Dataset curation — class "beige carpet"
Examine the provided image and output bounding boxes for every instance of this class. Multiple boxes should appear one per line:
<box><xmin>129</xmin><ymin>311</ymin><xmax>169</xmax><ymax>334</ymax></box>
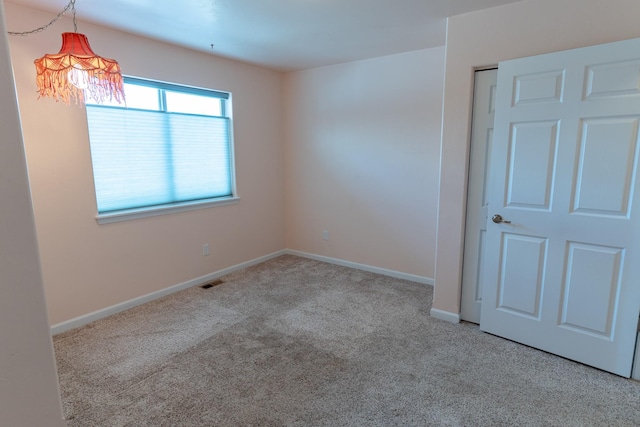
<box><xmin>54</xmin><ymin>255</ymin><xmax>640</xmax><ymax>426</ymax></box>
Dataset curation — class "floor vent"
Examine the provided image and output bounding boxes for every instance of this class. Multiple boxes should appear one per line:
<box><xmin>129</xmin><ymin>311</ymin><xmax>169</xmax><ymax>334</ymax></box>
<box><xmin>200</xmin><ymin>279</ymin><xmax>224</xmax><ymax>289</ymax></box>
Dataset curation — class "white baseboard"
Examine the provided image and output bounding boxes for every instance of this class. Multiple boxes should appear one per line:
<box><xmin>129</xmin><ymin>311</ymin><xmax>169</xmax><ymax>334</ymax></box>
<box><xmin>50</xmin><ymin>250</ymin><xmax>287</xmax><ymax>335</ymax></box>
<box><xmin>429</xmin><ymin>308</ymin><xmax>461</xmax><ymax>324</ymax></box>
<box><xmin>285</xmin><ymin>249</ymin><xmax>434</xmax><ymax>285</ymax></box>
<box><xmin>51</xmin><ymin>249</ymin><xmax>434</xmax><ymax>335</ymax></box>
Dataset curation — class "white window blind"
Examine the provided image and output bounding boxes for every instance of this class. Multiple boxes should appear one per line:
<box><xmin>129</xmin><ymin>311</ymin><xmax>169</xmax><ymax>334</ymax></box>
<box><xmin>85</xmin><ymin>78</ymin><xmax>234</xmax><ymax>214</ymax></box>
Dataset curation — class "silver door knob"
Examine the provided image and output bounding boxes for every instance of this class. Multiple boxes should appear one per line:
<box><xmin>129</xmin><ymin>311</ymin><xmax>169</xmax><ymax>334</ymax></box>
<box><xmin>492</xmin><ymin>214</ymin><xmax>511</xmax><ymax>224</ymax></box>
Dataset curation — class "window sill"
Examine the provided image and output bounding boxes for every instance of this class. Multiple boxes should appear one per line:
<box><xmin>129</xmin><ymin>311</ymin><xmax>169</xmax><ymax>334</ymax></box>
<box><xmin>95</xmin><ymin>197</ymin><xmax>240</xmax><ymax>224</ymax></box>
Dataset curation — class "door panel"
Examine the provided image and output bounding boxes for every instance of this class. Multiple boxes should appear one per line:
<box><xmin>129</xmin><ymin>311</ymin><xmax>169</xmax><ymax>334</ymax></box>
<box><xmin>560</xmin><ymin>242</ymin><xmax>623</xmax><ymax>338</ymax></box>
<box><xmin>507</xmin><ymin>121</ymin><xmax>559</xmax><ymax>210</ymax></box>
<box><xmin>585</xmin><ymin>60</ymin><xmax>640</xmax><ymax>99</ymax></box>
<box><xmin>498</xmin><ymin>233</ymin><xmax>547</xmax><ymax>319</ymax></box>
<box><xmin>573</xmin><ymin>117</ymin><xmax>639</xmax><ymax>216</ymax></box>
<box><xmin>513</xmin><ymin>70</ymin><xmax>565</xmax><ymax>106</ymax></box>
<box><xmin>481</xmin><ymin>38</ymin><xmax>640</xmax><ymax>377</ymax></box>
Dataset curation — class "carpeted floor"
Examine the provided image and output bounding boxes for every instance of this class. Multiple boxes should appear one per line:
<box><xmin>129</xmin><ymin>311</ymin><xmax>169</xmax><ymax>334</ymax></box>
<box><xmin>54</xmin><ymin>255</ymin><xmax>640</xmax><ymax>426</ymax></box>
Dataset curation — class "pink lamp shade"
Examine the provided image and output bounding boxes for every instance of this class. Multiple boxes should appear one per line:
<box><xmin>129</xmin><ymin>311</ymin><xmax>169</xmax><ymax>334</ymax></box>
<box><xmin>34</xmin><ymin>32</ymin><xmax>125</xmax><ymax>105</ymax></box>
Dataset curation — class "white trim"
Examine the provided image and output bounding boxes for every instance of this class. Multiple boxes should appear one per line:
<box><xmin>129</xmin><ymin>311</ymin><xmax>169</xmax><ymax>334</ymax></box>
<box><xmin>50</xmin><ymin>249</ymin><xmax>286</xmax><ymax>335</ymax></box>
<box><xmin>285</xmin><ymin>249</ymin><xmax>434</xmax><ymax>285</ymax></box>
<box><xmin>430</xmin><ymin>308</ymin><xmax>461</xmax><ymax>324</ymax></box>
<box><xmin>51</xmin><ymin>249</ymin><xmax>435</xmax><ymax>335</ymax></box>
<box><xmin>96</xmin><ymin>197</ymin><xmax>241</xmax><ymax>224</ymax></box>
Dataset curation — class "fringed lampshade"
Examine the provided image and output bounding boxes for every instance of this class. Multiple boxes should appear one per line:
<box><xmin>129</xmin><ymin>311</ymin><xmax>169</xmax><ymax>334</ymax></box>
<box><xmin>34</xmin><ymin>32</ymin><xmax>125</xmax><ymax>105</ymax></box>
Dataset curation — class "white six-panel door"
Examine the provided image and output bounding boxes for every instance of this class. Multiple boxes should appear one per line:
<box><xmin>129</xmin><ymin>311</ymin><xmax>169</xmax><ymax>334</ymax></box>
<box><xmin>480</xmin><ymin>38</ymin><xmax>640</xmax><ymax>377</ymax></box>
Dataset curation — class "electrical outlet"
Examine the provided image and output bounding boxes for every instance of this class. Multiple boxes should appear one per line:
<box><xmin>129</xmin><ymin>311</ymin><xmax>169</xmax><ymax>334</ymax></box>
<box><xmin>202</xmin><ymin>243</ymin><xmax>210</xmax><ymax>256</ymax></box>
<box><xmin>322</xmin><ymin>230</ymin><xmax>329</xmax><ymax>241</ymax></box>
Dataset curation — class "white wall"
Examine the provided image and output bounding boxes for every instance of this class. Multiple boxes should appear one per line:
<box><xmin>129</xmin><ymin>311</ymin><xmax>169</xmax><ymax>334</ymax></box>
<box><xmin>0</xmin><ymin>3</ymin><xmax>65</xmax><ymax>425</ymax></box>
<box><xmin>284</xmin><ymin>48</ymin><xmax>444</xmax><ymax>280</ymax></box>
<box><xmin>433</xmin><ymin>0</ymin><xmax>640</xmax><ymax>317</ymax></box>
<box><xmin>5</xmin><ymin>2</ymin><xmax>285</xmax><ymax>326</ymax></box>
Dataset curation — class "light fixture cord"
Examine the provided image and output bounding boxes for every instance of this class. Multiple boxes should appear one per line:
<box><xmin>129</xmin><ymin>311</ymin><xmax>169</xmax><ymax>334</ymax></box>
<box><xmin>8</xmin><ymin>0</ymin><xmax>77</xmax><ymax>36</ymax></box>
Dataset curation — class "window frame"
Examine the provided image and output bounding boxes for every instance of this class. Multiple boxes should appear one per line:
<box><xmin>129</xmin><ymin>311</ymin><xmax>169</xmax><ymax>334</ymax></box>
<box><xmin>86</xmin><ymin>76</ymin><xmax>239</xmax><ymax>224</ymax></box>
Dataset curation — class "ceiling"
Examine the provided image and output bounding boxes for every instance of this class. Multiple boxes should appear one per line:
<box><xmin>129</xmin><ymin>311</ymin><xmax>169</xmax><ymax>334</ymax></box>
<box><xmin>8</xmin><ymin>0</ymin><xmax>524</xmax><ymax>71</ymax></box>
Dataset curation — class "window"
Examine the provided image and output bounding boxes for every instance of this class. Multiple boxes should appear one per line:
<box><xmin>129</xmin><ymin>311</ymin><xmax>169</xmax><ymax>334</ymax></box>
<box><xmin>85</xmin><ymin>77</ymin><xmax>236</xmax><ymax>223</ymax></box>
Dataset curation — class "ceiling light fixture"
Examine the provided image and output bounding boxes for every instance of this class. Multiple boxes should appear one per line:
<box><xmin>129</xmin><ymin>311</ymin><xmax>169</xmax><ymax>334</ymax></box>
<box><xmin>8</xmin><ymin>0</ymin><xmax>125</xmax><ymax>105</ymax></box>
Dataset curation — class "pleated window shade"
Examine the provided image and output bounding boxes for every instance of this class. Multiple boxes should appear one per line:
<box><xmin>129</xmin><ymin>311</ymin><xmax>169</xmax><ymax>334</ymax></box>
<box><xmin>85</xmin><ymin>78</ymin><xmax>233</xmax><ymax>214</ymax></box>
